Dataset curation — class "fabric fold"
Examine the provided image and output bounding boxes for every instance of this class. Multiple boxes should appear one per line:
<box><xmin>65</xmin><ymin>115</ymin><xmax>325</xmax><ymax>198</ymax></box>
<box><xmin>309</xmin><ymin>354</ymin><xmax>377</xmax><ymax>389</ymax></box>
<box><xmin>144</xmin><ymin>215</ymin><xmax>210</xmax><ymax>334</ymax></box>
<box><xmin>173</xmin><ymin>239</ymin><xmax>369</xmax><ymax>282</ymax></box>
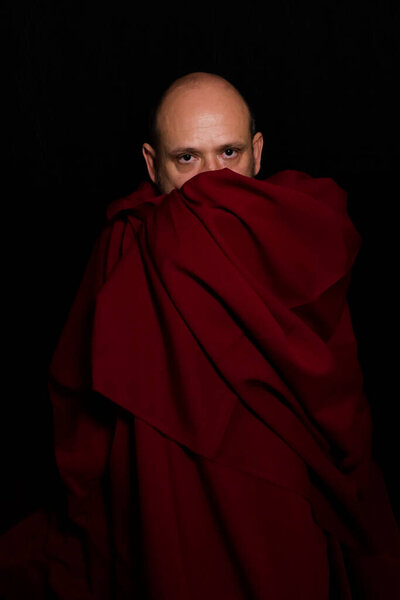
<box><xmin>3</xmin><ymin>168</ymin><xmax>397</xmax><ymax>599</ymax></box>
<box><xmin>91</xmin><ymin>167</ymin><xmax>399</xmax><ymax>559</ymax></box>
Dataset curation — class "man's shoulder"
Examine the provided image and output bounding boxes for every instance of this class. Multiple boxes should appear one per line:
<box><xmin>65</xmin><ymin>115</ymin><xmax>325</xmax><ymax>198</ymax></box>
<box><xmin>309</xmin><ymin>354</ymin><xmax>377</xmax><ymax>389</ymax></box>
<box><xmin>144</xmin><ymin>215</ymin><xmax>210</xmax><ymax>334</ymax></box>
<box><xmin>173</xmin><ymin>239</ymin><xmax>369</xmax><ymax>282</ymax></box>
<box><xmin>265</xmin><ymin>169</ymin><xmax>348</xmax><ymax>213</ymax></box>
<box><xmin>265</xmin><ymin>168</ymin><xmax>342</xmax><ymax>190</ymax></box>
<box><xmin>106</xmin><ymin>181</ymin><xmax>158</xmax><ymax>222</ymax></box>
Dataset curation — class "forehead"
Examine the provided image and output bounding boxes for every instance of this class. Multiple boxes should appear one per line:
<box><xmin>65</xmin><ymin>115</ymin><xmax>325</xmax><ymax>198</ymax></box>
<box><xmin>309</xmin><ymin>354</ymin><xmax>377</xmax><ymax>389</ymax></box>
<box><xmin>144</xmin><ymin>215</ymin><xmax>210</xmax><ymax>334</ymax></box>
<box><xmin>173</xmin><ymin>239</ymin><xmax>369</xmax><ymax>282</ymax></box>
<box><xmin>157</xmin><ymin>83</ymin><xmax>251</xmax><ymax>149</ymax></box>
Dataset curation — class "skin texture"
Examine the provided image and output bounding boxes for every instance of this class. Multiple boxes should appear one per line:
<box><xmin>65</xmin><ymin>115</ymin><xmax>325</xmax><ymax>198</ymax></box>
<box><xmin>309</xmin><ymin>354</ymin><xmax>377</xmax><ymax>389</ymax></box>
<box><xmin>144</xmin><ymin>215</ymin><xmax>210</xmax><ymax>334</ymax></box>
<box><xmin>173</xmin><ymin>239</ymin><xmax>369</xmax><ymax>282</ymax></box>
<box><xmin>142</xmin><ymin>72</ymin><xmax>264</xmax><ymax>194</ymax></box>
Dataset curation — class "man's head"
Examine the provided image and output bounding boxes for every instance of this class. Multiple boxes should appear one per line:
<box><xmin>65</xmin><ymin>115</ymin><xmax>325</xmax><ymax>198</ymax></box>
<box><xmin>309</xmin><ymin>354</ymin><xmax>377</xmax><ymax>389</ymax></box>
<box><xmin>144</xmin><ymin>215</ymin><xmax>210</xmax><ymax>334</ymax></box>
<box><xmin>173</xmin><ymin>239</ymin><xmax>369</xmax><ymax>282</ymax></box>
<box><xmin>142</xmin><ymin>72</ymin><xmax>263</xmax><ymax>194</ymax></box>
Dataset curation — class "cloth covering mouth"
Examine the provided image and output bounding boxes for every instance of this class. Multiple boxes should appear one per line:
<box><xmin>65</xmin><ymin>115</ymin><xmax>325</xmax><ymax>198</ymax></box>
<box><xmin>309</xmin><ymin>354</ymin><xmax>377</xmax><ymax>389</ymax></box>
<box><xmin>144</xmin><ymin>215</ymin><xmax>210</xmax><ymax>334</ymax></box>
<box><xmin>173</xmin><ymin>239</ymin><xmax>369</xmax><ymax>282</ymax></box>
<box><xmin>1</xmin><ymin>167</ymin><xmax>396</xmax><ymax>600</ymax></box>
<box><xmin>93</xmin><ymin>167</ymin><xmax>364</xmax><ymax>461</ymax></box>
<box><xmin>49</xmin><ymin>166</ymin><xmax>400</xmax><ymax>562</ymax></box>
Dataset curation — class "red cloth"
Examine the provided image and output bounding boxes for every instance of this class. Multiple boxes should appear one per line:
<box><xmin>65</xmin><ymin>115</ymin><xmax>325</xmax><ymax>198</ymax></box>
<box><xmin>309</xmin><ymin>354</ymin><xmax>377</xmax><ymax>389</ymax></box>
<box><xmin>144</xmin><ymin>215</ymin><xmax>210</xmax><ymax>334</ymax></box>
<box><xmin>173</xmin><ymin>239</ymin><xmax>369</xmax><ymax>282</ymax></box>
<box><xmin>1</xmin><ymin>168</ymin><xmax>399</xmax><ymax>599</ymax></box>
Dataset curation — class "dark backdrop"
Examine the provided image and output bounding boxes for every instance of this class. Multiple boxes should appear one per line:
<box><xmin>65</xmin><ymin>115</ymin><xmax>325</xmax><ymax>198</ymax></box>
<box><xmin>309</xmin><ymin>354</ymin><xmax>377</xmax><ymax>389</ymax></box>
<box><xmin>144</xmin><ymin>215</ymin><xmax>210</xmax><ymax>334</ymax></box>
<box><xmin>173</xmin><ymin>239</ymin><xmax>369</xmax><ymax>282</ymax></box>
<box><xmin>3</xmin><ymin>2</ymin><xmax>399</xmax><ymax>533</ymax></box>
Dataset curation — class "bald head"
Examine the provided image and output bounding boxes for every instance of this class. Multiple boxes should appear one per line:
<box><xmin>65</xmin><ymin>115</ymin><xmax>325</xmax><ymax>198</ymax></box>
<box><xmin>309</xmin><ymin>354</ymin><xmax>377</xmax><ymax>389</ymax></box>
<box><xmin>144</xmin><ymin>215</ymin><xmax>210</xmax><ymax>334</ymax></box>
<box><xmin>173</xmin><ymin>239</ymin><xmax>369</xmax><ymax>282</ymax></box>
<box><xmin>142</xmin><ymin>71</ymin><xmax>263</xmax><ymax>193</ymax></box>
<box><xmin>151</xmin><ymin>72</ymin><xmax>256</xmax><ymax>152</ymax></box>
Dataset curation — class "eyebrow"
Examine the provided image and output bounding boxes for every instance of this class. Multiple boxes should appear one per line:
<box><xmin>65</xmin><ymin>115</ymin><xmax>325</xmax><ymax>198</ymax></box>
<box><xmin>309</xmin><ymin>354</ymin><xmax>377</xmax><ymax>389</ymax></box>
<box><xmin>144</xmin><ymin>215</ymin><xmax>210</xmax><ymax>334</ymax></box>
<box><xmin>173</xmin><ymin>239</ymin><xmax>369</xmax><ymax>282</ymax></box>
<box><xmin>168</xmin><ymin>141</ymin><xmax>247</xmax><ymax>156</ymax></box>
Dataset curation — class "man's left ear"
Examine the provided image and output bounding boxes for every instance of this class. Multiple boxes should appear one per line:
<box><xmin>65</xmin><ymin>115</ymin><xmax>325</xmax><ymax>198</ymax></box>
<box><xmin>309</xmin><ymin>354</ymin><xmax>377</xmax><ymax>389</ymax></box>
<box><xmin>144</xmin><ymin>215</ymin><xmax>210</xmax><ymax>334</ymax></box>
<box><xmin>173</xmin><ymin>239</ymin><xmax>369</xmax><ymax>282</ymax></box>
<box><xmin>252</xmin><ymin>132</ymin><xmax>264</xmax><ymax>176</ymax></box>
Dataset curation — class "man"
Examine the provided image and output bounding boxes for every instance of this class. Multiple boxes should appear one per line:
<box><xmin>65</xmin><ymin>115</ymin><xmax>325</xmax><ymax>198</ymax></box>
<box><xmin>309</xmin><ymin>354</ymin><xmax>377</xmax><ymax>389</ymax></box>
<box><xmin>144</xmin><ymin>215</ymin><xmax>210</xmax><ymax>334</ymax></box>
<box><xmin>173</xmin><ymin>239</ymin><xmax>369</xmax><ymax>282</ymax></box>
<box><xmin>1</xmin><ymin>71</ymin><xmax>399</xmax><ymax>599</ymax></box>
<box><xmin>141</xmin><ymin>72</ymin><xmax>263</xmax><ymax>192</ymax></box>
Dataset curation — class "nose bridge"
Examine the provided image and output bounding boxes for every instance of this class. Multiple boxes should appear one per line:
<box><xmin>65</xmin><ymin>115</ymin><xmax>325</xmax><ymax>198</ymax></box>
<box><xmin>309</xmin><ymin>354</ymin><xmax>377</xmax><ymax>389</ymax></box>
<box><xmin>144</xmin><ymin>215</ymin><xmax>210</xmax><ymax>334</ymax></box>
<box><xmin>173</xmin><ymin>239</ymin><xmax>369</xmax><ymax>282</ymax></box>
<box><xmin>203</xmin><ymin>152</ymin><xmax>219</xmax><ymax>171</ymax></box>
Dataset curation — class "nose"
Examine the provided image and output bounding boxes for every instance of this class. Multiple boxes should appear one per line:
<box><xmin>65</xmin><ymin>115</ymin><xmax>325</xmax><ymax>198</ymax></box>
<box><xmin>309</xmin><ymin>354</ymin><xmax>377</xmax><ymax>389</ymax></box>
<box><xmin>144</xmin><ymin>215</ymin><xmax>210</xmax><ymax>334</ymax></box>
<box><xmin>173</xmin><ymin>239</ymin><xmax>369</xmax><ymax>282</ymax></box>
<box><xmin>202</xmin><ymin>155</ymin><xmax>220</xmax><ymax>172</ymax></box>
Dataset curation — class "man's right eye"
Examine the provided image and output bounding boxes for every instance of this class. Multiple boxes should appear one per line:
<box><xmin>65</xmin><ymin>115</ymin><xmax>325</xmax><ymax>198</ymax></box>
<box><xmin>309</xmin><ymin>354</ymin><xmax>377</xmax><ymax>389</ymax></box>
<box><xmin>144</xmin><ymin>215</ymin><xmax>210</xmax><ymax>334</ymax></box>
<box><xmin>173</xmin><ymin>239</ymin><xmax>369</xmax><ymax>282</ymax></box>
<box><xmin>178</xmin><ymin>154</ymin><xmax>194</xmax><ymax>163</ymax></box>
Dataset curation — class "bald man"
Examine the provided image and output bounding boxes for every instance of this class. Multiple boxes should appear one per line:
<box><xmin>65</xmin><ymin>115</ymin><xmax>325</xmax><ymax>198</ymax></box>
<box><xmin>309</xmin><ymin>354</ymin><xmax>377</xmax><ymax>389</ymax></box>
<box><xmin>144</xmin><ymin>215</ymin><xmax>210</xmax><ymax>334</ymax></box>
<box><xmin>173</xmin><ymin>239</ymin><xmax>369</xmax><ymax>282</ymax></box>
<box><xmin>1</xmin><ymin>71</ymin><xmax>400</xmax><ymax>600</ymax></box>
<box><xmin>142</xmin><ymin>72</ymin><xmax>263</xmax><ymax>193</ymax></box>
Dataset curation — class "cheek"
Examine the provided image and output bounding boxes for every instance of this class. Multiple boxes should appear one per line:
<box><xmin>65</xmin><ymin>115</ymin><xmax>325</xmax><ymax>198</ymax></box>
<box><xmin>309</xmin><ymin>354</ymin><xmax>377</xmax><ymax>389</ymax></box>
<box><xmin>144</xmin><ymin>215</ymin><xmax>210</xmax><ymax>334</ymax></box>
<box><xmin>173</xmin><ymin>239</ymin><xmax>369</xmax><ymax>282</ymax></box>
<box><xmin>232</xmin><ymin>152</ymin><xmax>254</xmax><ymax>176</ymax></box>
<box><xmin>162</xmin><ymin>162</ymin><xmax>197</xmax><ymax>191</ymax></box>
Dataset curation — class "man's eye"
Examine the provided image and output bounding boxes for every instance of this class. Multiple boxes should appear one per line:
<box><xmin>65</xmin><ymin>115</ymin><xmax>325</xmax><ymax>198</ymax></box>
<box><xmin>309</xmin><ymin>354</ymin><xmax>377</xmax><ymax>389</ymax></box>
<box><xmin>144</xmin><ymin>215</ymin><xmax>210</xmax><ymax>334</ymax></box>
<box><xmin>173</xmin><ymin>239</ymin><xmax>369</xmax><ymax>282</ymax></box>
<box><xmin>223</xmin><ymin>148</ymin><xmax>237</xmax><ymax>158</ymax></box>
<box><xmin>178</xmin><ymin>154</ymin><xmax>194</xmax><ymax>163</ymax></box>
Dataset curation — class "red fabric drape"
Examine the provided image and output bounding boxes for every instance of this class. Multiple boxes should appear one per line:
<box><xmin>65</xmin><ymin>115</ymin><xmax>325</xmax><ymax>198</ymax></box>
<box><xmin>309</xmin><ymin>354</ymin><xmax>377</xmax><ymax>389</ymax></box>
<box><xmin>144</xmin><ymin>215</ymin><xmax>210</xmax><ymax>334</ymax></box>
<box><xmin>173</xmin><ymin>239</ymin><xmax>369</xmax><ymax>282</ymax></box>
<box><xmin>1</xmin><ymin>168</ymin><xmax>399</xmax><ymax>599</ymax></box>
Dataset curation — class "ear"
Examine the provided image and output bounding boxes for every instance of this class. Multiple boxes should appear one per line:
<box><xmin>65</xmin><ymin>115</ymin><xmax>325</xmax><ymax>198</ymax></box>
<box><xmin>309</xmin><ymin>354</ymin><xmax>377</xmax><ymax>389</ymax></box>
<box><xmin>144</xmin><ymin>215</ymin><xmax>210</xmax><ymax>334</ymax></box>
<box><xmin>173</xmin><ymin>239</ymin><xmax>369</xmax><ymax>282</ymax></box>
<box><xmin>252</xmin><ymin>132</ymin><xmax>264</xmax><ymax>176</ymax></box>
<box><xmin>142</xmin><ymin>143</ymin><xmax>158</xmax><ymax>184</ymax></box>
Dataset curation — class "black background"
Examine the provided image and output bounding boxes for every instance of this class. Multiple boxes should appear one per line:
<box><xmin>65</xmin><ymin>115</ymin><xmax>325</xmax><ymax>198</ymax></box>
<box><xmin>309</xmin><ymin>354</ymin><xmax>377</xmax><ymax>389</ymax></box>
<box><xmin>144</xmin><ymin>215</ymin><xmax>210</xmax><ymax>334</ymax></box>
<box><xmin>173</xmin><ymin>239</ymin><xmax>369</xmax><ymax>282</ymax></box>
<box><xmin>3</xmin><ymin>2</ymin><xmax>399</xmax><ymax>533</ymax></box>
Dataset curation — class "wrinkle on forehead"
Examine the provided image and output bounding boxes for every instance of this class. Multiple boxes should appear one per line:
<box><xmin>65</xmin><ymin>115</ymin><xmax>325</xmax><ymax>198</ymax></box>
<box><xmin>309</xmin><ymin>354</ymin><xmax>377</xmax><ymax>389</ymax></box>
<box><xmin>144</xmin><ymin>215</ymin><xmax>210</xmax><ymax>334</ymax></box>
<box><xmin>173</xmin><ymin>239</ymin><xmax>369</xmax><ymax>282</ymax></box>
<box><xmin>163</xmin><ymin>114</ymin><xmax>249</xmax><ymax>154</ymax></box>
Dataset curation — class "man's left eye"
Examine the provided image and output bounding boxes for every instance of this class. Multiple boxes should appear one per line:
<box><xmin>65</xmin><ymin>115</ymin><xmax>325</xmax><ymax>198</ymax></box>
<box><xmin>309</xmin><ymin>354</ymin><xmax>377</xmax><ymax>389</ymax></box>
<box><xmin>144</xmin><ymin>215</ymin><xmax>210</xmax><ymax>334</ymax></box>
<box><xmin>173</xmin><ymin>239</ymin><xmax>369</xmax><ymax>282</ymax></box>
<box><xmin>223</xmin><ymin>148</ymin><xmax>237</xmax><ymax>157</ymax></box>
